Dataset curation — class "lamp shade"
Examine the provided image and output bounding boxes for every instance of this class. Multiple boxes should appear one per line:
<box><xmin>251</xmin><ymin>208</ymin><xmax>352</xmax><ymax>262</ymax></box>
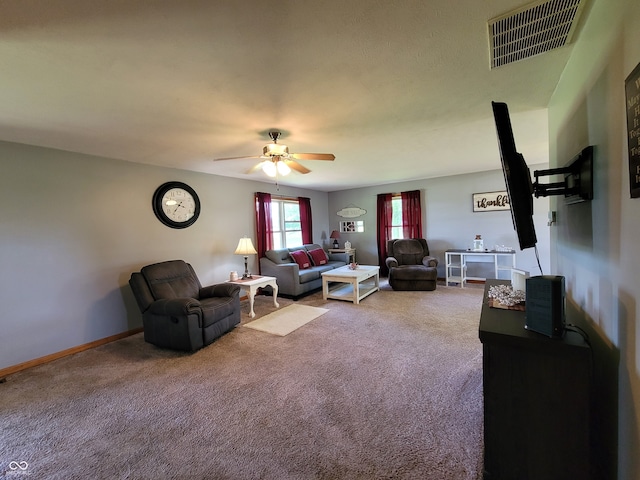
<box><xmin>262</xmin><ymin>161</ymin><xmax>277</xmax><ymax>177</ymax></box>
<box><xmin>234</xmin><ymin>237</ymin><xmax>257</xmax><ymax>255</ymax></box>
<box><xmin>330</xmin><ymin>230</ymin><xmax>340</xmax><ymax>248</ymax></box>
<box><xmin>276</xmin><ymin>160</ymin><xmax>291</xmax><ymax>175</ymax></box>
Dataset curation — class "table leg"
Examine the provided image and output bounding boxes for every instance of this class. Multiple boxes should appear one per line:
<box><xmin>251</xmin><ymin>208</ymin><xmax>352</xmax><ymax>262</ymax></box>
<box><xmin>353</xmin><ymin>278</ymin><xmax>360</xmax><ymax>304</ymax></box>
<box><xmin>322</xmin><ymin>278</ymin><xmax>328</xmax><ymax>300</ymax></box>
<box><xmin>271</xmin><ymin>281</ymin><xmax>280</xmax><ymax>308</ymax></box>
<box><xmin>247</xmin><ymin>286</ymin><xmax>256</xmax><ymax>318</ymax></box>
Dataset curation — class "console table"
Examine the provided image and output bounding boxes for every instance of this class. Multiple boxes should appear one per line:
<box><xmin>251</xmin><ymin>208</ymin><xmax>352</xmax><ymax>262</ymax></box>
<box><xmin>480</xmin><ymin>280</ymin><xmax>592</xmax><ymax>479</ymax></box>
<box><xmin>445</xmin><ymin>249</ymin><xmax>515</xmax><ymax>287</ymax></box>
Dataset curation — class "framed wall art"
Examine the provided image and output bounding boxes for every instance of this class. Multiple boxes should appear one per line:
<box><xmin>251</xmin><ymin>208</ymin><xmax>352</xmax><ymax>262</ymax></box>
<box><xmin>337</xmin><ymin>205</ymin><xmax>366</xmax><ymax>218</ymax></box>
<box><xmin>472</xmin><ymin>191</ymin><xmax>510</xmax><ymax>212</ymax></box>
<box><xmin>625</xmin><ymin>61</ymin><xmax>640</xmax><ymax>198</ymax></box>
<box><xmin>340</xmin><ymin>220</ymin><xmax>364</xmax><ymax>233</ymax></box>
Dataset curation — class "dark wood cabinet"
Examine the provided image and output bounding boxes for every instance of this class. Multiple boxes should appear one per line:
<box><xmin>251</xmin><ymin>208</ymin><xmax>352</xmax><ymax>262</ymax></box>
<box><xmin>479</xmin><ymin>281</ymin><xmax>592</xmax><ymax>480</ymax></box>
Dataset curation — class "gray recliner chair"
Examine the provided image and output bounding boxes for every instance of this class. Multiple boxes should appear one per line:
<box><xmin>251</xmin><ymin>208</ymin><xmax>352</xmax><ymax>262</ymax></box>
<box><xmin>129</xmin><ymin>260</ymin><xmax>241</xmax><ymax>351</ymax></box>
<box><xmin>385</xmin><ymin>239</ymin><xmax>439</xmax><ymax>291</ymax></box>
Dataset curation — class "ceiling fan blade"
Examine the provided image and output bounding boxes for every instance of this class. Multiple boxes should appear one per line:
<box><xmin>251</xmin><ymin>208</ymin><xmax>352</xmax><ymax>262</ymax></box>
<box><xmin>290</xmin><ymin>153</ymin><xmax>335</xmax><ymax>161</ymax></box>
<box><xmin>213</xmin><ymin>155</ymin><xmax>262</xmax><ymax>161</ymax></box>
<box><xmin>284</xmin><ymin>159</ymin><xmax>311</xmax><ymax>174</ymax></box>
<box><xmin>245</xmin><ymin>162</ymin><xmax>266</xmax><ymax>174</ymax></box>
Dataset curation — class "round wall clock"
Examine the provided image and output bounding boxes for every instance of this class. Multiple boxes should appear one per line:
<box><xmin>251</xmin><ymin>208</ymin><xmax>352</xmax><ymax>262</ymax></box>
<box><xmin>152</xmin><ymin>181</ymin><xmax>201</xmax><ymax>229</ymax></box>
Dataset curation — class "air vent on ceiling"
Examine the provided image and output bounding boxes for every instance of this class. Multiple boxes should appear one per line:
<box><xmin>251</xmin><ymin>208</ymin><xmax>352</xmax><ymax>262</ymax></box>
<box><xmin>489</xmin><ymin>0</ymin><xmax>586</xmax><ymax>68</ymax></box>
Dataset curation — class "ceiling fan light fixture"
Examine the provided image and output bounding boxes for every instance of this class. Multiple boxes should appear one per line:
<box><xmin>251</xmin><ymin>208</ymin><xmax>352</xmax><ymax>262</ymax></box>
<box><xmin>276</xmin><ymin>161</ymin><xmax>291</xmax><ymax>176</ymax></box>
<box><xmin>262</xmin><ymin>161</ymin><xmax>277</xmax><ymax>177</ymax></box>
<box><xmin>213</xmin><ymin>130</ymin><xmax>334</xmax><ymax>178</ymax></box>
<box><xmin>263</xmin><ymin>143</ymin><xmax>289</xmax><ymax>157</ymax></box>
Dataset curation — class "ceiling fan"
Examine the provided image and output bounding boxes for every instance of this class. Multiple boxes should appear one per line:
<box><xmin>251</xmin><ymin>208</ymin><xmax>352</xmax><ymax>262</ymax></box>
<box><xmin>213</xmin><ymin>131</ymin><xmax>335</xmax><ymax>177</ymax></box>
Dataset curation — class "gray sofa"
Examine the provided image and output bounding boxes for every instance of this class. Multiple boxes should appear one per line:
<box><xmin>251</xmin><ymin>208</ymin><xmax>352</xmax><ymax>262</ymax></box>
<box><xmin>260</xmin><ymin>243</ymin><xmax>349</xmax><ymax>298</ymax></box>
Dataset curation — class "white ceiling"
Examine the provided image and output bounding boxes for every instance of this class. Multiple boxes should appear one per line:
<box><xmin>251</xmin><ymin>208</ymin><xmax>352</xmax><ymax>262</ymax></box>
<box><xmin>0</xmin><ymin>0</ymin><xmax>584</xmax><ymax>191</ymax></box>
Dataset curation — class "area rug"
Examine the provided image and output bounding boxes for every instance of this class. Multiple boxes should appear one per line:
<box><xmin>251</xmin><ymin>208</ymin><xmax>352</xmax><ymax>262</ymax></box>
<box><xmin>243</xmin><ymin>303</ymin><xmax>329</xmax><ymax>336</ymax></box>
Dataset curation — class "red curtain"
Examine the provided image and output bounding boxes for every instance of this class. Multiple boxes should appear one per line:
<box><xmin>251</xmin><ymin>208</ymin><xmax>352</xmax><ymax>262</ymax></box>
<box><xmin>401</xmin><ymin>190</ymin><xmax>423</xmax><ymax>239</ymax></box>
<box><xmin>298</xmin><ymin>197</ymin><xmax>313</xmax><ymax>244</ymax></box>
<box><xmin>376</xmin><ymin>193</ymin><xmax>393</xmax><ymax>276</ymax></box>
<box><xmin>255</xmin><ymin>192</ymin><xmax>273</xmax><ymax>273</ymax></box>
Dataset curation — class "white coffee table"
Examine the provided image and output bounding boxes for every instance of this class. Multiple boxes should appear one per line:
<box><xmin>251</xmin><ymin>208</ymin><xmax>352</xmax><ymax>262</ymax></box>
<box><xmin>227</xmin><ymin>275</ymin><xmax>279</xmax><ymax>318</ymax></box>
<box><xmin>321</xmin><ymin>265</ymin><xmax>380</xmax><ymax>304</ymax></box>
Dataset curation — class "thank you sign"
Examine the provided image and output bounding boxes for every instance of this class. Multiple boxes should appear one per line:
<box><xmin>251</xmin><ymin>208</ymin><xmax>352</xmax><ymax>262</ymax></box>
<box><xmin>473</xmin><ymin>191</ymin><xmax>510</xmax><ymax>212</ymax></box>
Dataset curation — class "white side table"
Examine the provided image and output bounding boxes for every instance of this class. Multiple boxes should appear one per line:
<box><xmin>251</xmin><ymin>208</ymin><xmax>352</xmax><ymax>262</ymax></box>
<box><xmin>227</xmin><ymin>275</ymin><xmax>279</xmax><ymax>318</ymax></box>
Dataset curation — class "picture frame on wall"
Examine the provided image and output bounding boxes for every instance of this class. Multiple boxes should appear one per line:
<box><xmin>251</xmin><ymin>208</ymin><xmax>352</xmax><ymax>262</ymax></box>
<box><xmin>625</xmin><ymin>61</ymin><xmax>640</xmax><ymax>198</ymax></box>
<box><xmin>340</xmin><ymin>220</ymin><xmax>364</xmax><ymax>233</ymax></box>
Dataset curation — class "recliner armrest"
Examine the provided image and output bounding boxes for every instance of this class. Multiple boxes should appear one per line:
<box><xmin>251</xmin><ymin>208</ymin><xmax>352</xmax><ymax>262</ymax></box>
<box><xmin>386</xmin><ymin>256</ymin><xmax>399</xmax><ymax>269</ymax></box>
<box><xmin>422</xmin><ymin>256</ymin><xmax>438</xmax><ymax>267</ymax></box>
<box><xmin>200</xmin><ymin>283</ymin><xmax>241</xmax><ymax>299</ymax></box>
<box><xmin>147</xmin><ymin>298</ymin><xmax>201</xmax><ymax>316</ymax></box>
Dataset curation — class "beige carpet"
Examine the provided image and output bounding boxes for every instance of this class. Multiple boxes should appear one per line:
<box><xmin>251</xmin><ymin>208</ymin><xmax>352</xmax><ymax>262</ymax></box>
<box><xmin>244</xmin><ymin>304</ymin><xmax>329</xmax><ymax>336</ymax></box>
<box><xmin>0</xmin><ymin>280</ymin><xmax>485</xmax><ymax>479</ymax></box>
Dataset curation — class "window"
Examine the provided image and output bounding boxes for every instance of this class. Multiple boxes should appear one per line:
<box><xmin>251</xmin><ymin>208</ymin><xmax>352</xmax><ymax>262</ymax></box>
<box><xmin>376</xmin><ymin>190</ymin><xmax>422</xmax><ymax>276</ymax></box>
<box><xmin>390</xmin><ymin>196</ymin><xmax>403</xmax><ymax>240</ymax></box>
<box><xmin>271</xmin><ymin>198</ymin><xmax>303</xmax><ymax>248</ymax></box>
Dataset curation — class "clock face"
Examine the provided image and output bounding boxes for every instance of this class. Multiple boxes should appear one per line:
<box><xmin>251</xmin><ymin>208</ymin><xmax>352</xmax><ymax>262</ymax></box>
<box><xmin>152</xmin><ymin>182</ymin><xmax>201</xmax><ymax>229</ymax></box>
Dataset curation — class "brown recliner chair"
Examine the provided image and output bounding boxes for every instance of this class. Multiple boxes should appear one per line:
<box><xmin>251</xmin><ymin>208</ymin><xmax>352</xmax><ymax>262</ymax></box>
<box><xmin>129</xmin><ymin>260</ymin><xmax>241</xmax><ymax>351</ymax></box>
<box><xmin>385</xmin><ymin>239</ymin><xmax>439</xmax><ymax>291</ymax></box>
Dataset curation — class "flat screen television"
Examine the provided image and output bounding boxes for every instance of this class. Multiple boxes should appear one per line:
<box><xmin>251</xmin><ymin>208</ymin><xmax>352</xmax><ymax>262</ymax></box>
<box><xmin>491</xmin><ymin>101</ymin><xmax>537</xmax><ymax>250</ymax></box>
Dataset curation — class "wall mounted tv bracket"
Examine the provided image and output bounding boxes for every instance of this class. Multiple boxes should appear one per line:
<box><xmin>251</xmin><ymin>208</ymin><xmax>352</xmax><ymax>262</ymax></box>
<box><xmin>533</xmin><ymin>146</ymin><xmax>594</xmax><ymax>204</ymax></box>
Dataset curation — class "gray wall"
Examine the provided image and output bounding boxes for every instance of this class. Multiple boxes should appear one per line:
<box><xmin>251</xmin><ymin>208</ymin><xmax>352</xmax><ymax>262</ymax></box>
<box><xmin>0</xmin><ymin>141</ymin><xmax>330</xmax><ymax>370</ymax></box>
<box><xmin>548</xmin><ymin>0</ymin><xmax>639</xmax><ymax>478</ymax></box>
<box><xmin>327</xmin><ymin>169</ymin><xmax>551</xmax><ymax>279</ymax></box>
<box><xmin>2</xmin><ymin>137</ymin><xmax>551</xmax><ymax>372</ymax></box>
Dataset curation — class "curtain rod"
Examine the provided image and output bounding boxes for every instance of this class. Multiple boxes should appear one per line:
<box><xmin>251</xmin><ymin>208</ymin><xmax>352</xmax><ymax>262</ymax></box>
<box><xmin>273</xmin><ymin>195</ymin><xmax>299</xmax><ymax>201</ymax></box>
<box><xmin>257</xmin><ymin>192</ymin><xmax>299</xmax><ymax>202</ymax></box>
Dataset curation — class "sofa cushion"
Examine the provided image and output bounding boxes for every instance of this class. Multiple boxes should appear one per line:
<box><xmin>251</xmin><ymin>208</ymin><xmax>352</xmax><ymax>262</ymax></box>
<box><xmin>200</xmin><ymin>296</ymin><xmax>238</xmax><ymax>328</ymax></box>
<box><xmin>308</xmin><ymin>248</ymin><xmax>328</xmax><ymax>266</ymax></box>
<box><xmin>316</xmin><ymin>263</ymin><xmax>340</xmax><ymax>273</ymax></box>
<box><xmin>299</xmin><ymin>267</ymin><xmax>322</xmax><ymax>284</ymax></box>
<box><xmin>265</xmin><ymin>248</ymin><xmax>294</xmax><ymax>265</ymax></box>
<box><xmin>391</xmin><ymin>264</ymin><xmax>438</xmax><ymax>281</ymax></box>
<box><xmin>290</xmin><ymin>250</ymin><xmax>311</xmax><ymax>270</ymax></box>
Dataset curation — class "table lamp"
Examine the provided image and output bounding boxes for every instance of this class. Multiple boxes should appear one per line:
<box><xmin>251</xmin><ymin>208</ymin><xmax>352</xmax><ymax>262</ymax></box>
<box><xmin>234</xmin><ymin>237</ymin><xmax>258</xmax><ymax>279</ymax></box>
<box><xmin>330</xmin><ymin>230</ymin><xmax>340</xmax><ymax>248</ymax></box>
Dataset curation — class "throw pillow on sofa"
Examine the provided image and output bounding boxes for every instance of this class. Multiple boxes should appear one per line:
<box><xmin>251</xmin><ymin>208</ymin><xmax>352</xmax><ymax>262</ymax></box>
<box><xmin>308</xmin><ymin>248</ymin><xmax>328</xmax><ymax>266</ymax></box>
<box><xmin>290</xmin><ymin>250</ymin><xmax>311</xmax><ymax>269</ymax></box>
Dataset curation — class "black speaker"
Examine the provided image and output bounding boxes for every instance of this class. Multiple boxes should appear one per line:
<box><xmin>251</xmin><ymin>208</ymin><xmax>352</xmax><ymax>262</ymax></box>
<box><xmin>525</xmin><ymin>275</ymin><xmax>565</xmax><ymax>337</ymax></box>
